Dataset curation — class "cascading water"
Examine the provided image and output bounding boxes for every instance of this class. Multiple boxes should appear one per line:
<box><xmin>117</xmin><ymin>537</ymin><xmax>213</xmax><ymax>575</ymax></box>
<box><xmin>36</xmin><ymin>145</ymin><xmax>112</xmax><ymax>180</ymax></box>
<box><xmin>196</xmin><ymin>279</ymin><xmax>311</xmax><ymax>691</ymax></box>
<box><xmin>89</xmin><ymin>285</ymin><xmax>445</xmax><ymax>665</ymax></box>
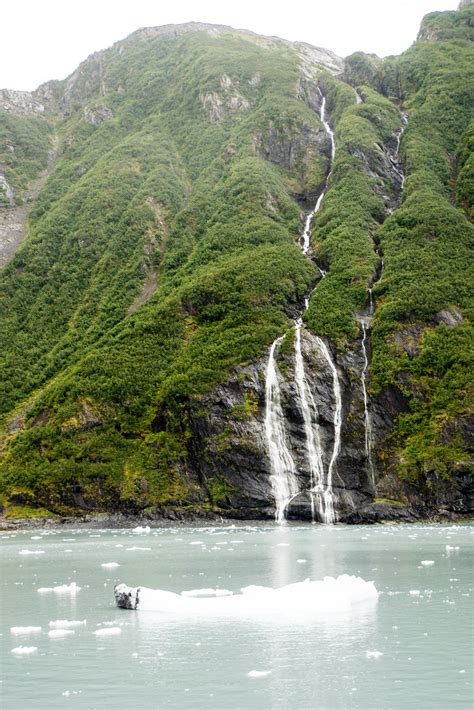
<box><xmin>294</xmin><ymin>318</ymin><xmax>325</xmax><ymax>521</ymax></box>
<box><xmin>265</xmin><ymin>338</ymin><xmax>300</xmax><ymax>523</ymax></box>
<box><xmin>314</xmin><ymin>337</ymin><xmax>341</xmax><ymax>524</ymax></box>
<box><xmin>265</xmin><ymin>86</ymin><xmax>340</xmax><ymax>523</ymax></box>
<box><xmin>360</xmin><ymin>320</ymin><xmax>375</xmax><ymax>488</ymax></box>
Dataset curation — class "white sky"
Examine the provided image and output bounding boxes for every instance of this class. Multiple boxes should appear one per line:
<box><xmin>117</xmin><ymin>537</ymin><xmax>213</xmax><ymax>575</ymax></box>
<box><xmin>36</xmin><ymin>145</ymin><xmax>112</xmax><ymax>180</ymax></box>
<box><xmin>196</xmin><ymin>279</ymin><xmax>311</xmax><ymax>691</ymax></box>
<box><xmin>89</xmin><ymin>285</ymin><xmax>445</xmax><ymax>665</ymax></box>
<box><xmin>2</xmin><ymin>0</ymin><xmax>460</xmax><ymax>91</ymax></box>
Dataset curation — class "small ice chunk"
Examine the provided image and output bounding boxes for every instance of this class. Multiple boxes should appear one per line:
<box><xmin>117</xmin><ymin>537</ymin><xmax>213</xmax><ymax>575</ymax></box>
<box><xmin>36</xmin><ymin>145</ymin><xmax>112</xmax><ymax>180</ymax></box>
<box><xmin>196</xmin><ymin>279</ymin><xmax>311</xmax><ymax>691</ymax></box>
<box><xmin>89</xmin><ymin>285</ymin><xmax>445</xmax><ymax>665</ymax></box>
<box><xmin>132</xmin><ymin>526</ymin><xmax>150</xmax><ymax>534</ymax></box>
<box><xmin>181</xmin><ymin>588</ymin><xmax>233</xmax><ymax>598</ymax></box>
<box><xmin>94</xmin><ymin>627</ymin><xmax>121</xmax><ymax>637</ymax></box>
<box><xmin>409</xmin><ymin>590</ymin><xmax>421</xmax><ymax>595</ymax></box>
<box><xmin>38</xmin><ymin>582</ymin><xmax>81</xmax><ymax>594</ymax></box>
<box><xmin>247</xmin><ymin>670</ymin><xmax>272</xmax><ymax>678</ymax></box>
<box><xmin>297</xmin><ymin>559</ymin><xmax>307</xmax><ymax>564</ymax></box>
<box><xmin>10</xmin><ymin>626</ymin><xmax>42</xmax><ymax>635</ymax></box>
<box><xmin>366</xmin><ymin>650</ymin><xmax>383</xmax><ymax>659</ymax></box>
<box><xmin>48</xmin><ymin>629</ymin><xmax>75</xmax><ymax>638</ymax></box>
<box><xmin>189</xmin><ymin>541</ymin><xmax>204</xmax><ymax>546</ymax></box>
<box><xmin>101</xmin><ymin>562</ymin><xmax>120</xmax><ymax>569</ymax></box>
<box><xmin>276</xmin><ymin>543</ymin><xmax>289</xmax><ymax>547</ymax></box>
<box><xmin>421</xmin><ymin>560</ymin><xmax>435</xmax><ymax>566</ymax></box>
<box><xmin>49</xmin><ymin>620</ymin><xmax>86</xmax><ymax>629</ymax></box>
<box><xmin>11</xmin><ymin>646</ymin><xmax>38</xmax><ymax>655</ymax></box>
<box><xmin>125</xmin><ymin>547</ymin><xmax>151</xmax><ymax>552</ymax></box>
<box><xmin>19</xmin><ymin>549</ymin><xmax>45</xmax><ymax>555</ymax></box>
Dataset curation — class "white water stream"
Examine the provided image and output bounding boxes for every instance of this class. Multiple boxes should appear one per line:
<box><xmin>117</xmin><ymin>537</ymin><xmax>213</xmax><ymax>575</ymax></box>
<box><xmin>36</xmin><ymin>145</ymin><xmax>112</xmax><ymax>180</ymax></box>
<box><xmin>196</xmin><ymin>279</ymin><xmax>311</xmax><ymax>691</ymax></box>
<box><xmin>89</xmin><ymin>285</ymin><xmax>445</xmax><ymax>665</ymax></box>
<box><xmin>360</xmin><ymin>321</ymin><xmax>375</xmax><ymax>488</ymax></box>
<box><xmin>264</xmin><ymin>338</ymin><xmax>300</xmax><ymax>523</ymax></box>
<box><xmin>265</xmin><ymin>87</ymin><xmax>341</xmax><ymax>523</ymax></box>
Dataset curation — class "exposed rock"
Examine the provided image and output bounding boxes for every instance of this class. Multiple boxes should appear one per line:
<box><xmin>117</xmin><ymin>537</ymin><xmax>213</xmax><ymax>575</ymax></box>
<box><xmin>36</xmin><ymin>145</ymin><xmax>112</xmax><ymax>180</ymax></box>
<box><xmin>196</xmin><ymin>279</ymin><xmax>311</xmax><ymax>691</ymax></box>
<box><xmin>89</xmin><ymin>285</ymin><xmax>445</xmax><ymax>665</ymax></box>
<box><xmin>0</xmin><ymin>89</ymin><xmax>45</xmax><ymax>116</ymax></box>
<box><xmin>434</xmin><ymin>307</ymin><xmax>464</xmax><ymax>327</ymax></box>
<box><xmin>83</xmin><ymin>105</ymin><xmax>113</xmax><ymax>125</ymax></box>
<box><xmin>0</xmin><ymin>135</ymin><xmax>59</xmax><ymax>268</ymax></box>
<box><xmin>0</xmin><ymin>176</ymin><xmax>15</xmax><ymax>206</ymax></box>
<box><xmin>252</xmin><ymin>122</ymin><xmax>330</xmax><ymax>174</ymax></box>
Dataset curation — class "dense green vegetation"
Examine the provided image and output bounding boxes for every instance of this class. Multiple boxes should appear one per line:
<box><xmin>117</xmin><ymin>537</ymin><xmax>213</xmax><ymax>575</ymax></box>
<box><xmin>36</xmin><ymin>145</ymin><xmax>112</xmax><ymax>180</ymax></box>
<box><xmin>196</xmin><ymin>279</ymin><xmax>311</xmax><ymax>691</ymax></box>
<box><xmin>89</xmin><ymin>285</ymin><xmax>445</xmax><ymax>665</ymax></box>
<box><xmin>0</xmin><ymin>28</ymin><xmax>318</xmax><ymax>511</ymax></box>
<box><xmin>0</xmin><ymin>110</ymin><xmax>51</xmax><ymax>204</ymax></box>
<box><xmin>305</xmin><ymin>79</ymin><xmax>401</xmax><ymax>342</ymax></box>
<box><xmin>0</xmin><ymin>8</ymin><xmax>472</xmax><ymax>515</ymax></box>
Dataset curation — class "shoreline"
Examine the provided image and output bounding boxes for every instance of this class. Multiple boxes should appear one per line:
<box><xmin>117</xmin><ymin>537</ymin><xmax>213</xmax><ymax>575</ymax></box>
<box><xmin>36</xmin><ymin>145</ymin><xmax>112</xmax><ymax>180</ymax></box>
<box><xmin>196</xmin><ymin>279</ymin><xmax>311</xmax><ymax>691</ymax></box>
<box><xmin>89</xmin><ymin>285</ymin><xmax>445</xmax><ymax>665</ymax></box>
<box><xmin>1</xmin><ymin>510</ymin><xmax>473</xmax><ymax>531</ymax></box>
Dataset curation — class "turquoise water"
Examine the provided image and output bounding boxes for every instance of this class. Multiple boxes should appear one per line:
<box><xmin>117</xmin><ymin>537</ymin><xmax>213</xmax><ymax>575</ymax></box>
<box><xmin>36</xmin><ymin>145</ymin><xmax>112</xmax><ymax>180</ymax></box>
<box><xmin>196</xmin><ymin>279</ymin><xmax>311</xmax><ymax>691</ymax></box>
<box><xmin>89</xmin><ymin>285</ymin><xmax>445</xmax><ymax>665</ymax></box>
<box><xmin>1</xmin><ymin>523</ymin><xmax>472</xmax><ymax>709</ymax></box>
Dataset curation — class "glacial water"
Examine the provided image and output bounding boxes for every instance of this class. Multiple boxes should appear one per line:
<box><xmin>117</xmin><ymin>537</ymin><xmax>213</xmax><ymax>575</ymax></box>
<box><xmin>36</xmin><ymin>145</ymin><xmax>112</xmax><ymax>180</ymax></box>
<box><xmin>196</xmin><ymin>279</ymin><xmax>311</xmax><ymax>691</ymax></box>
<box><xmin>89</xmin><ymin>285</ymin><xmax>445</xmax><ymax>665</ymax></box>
<box><xmin>1</xmin><ymin>524</ymin><xmax>472</xmax><ymax>709</ymax></box>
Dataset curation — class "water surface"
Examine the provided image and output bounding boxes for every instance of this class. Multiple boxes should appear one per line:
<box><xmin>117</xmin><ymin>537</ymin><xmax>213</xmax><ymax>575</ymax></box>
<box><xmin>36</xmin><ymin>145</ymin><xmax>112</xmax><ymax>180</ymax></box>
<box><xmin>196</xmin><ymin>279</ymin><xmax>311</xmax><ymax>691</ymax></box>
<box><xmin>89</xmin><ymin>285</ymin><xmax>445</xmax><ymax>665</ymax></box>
<box><xmin>1</xmin><ymin>523</ymin><xmax>472</xmax><ymax>708</ymax></box>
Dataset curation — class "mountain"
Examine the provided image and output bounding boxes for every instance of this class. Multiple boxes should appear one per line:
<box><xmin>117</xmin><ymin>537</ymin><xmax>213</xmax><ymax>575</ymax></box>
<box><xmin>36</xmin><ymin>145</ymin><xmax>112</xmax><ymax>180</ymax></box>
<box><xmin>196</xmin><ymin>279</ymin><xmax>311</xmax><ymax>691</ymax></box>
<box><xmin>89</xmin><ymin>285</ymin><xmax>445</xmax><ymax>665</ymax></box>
<box><xmin>0</xmin><ymin>6</ymin><xmax>472</xmax><ymax>523</ymax></box>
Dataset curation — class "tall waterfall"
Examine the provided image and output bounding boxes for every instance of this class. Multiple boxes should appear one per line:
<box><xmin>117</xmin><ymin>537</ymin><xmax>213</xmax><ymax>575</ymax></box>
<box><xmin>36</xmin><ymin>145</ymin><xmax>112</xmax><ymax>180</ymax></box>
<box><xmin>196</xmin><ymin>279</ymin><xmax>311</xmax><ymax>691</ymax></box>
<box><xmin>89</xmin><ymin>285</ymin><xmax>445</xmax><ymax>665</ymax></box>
<box><xmin>314</xmin><ymin>337</ymin><xmax>342</xmax><ymax>524</ymax></box>
<box><xmin>360</xmin><ymin>321</ymin><xmax>375</xmax><ymax>487</ymax></box>
<box><xmin>265</xmin><ymin>337</ymin><xmax>300</xmax><ymax>523</ymax></box>
<box><xmin>265</xmin><ymin>86</ymin><xmax>340</xmax><ymax>523</ymax></box>
<box><xmin>294</xmin><ymin>319</ymin><xmax>325</xmax><ymax>520</ymax></box>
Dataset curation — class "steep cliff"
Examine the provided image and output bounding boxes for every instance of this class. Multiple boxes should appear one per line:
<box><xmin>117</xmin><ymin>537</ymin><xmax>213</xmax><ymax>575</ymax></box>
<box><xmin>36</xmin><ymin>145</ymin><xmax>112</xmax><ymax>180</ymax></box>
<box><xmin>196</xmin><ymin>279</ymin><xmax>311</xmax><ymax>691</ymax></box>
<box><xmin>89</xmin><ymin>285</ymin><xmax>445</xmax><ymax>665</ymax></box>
<box><xmin>0</xmin><ymin>9</ymin><xmax>472</xmax><ymax>523</ymax></box>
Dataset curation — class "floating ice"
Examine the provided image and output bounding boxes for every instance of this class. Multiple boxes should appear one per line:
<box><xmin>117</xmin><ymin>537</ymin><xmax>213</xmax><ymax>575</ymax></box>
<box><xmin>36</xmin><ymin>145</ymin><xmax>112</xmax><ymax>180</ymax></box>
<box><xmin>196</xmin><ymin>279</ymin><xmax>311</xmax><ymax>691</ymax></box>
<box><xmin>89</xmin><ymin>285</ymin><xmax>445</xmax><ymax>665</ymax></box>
<box><xmin>49</xmin><ymin>620</ymin><xmax>86</xmax><ymax>629</ymax></box>
<box><xmin>101</xmin><ymin>562</ymin><xmax>120</xmax><ymax>569</ymax></box>
<box><xmin>181</xmin><ymin>588</ymin><xmax>233</xmax><ymax>598</ymax></box>
<box><xmin>297</xmin><ymin>559</ymin><xmax>307</xmax><ymax>564</ymax></box>
<box><xmin>94</xmin><ymin>627</ymin><xmax>121</xmax><ymax>637</ymax></box>
<box><xmin>10</xmin><ymin>626</ymin><xmax>42</xmax><ymax>635</ymax></box>
<box><xmin>247</xmin><ymin>670</ymin><xmax>272</xmax><ymax>678</ymax></box>
<box><xmin>366</xmin><ymin>651</ymin><xmax>384</xmax><ymax>659</ymax></box>
<box><xmin>11</xmin><ymin>646</ymin><xmax>38</xmax><ymax>655</ymax></box>
<box><xmin>189</xmin><ymin>541</ymin><xmax>204</xmax><ymax>546</ymax></box>
<box><xmin>19</xmin><ymin>549</ymin><xmax>45</xmax><ymax>555</ymax></box>
<box><xmin>409</xmin><ymin>590</ymin><xmax>421</xmax><ymax>596</ymax></box>
<box><xmin>125</xmin><ymin>547</ymin><xmax>151</xmax><ymax>552</ymax></box>
<box><xmin>37</xmin><ymin>583</ymin><xmax>81</xmax><ymax>594</ymax></box>
<box><xmin>132</xmin><ymin>526</ymin><xmax>150</xmax><ymax>534</ymax></box>
<box><xmin>421</xmin><ymin>560</ymin><xmax>435</xmax><ymax>566</ymax></box>
<box><xmin>115</xmin><ymin>574</ymin><xmax>379</xmax><ymax>616</ymax></box>
<box><xmin>48</xmin><ymin>629</ymin><xmax>75</xmax><ymax>638</ymax></box>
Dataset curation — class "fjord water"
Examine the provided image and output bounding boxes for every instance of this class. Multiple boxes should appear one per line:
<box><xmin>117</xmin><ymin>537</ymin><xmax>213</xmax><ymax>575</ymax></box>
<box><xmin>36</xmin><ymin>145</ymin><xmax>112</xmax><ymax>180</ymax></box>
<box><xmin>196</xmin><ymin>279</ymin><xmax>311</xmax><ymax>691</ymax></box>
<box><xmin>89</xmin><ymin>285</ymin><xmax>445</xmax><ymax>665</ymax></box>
<box><xmin>1</xmin><ymin>524</ymin><xmax>472</xmax><ymax>709</ymax></box>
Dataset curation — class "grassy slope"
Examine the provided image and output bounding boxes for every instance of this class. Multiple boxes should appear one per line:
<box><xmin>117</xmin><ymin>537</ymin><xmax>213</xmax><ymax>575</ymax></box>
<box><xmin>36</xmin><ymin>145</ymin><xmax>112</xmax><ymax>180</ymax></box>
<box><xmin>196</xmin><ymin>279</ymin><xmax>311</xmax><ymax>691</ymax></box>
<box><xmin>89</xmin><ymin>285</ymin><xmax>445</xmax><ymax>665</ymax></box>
<box><xmin>0</xmin><ymin>30</ymin><xmax>320</xmax><ymax>511</ymax></box>
<box><xmin>0</xmin><ymin>10</ymin><xmax>472</xmax><ymax>514</ymax></box>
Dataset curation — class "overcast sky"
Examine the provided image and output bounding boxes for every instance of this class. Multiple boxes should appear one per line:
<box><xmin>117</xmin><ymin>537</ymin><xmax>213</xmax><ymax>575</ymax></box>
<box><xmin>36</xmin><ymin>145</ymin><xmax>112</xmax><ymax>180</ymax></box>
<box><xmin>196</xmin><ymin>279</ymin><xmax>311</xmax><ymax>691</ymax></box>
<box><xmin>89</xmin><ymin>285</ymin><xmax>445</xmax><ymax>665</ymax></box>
<box><xmin>2</xmin><ymin>0</ymin><xmax>460</xmax><ymax>91</ymax></box>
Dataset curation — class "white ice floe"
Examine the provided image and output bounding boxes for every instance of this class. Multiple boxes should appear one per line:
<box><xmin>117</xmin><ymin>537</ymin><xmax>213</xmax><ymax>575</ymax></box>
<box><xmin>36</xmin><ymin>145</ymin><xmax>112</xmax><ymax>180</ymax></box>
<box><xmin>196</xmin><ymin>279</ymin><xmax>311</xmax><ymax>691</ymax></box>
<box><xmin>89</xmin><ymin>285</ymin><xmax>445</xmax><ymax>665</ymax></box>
<box><xmin>49</xmin><ymin>620</ymin><xmax>86</xmax><ymax>629</ymax></box>
<box><xmin>189</xmin><ymin>541</ymin><xmax>204</xmax><ymax>546</ymax></box>
<box><xmin>94</xmin><ymin>627</ymin><xmax>121</xmax><ymax>637</ymax></box>
<box><xmin>37</xmin><ymin>582</ymin><xmax>81</xmax><ymax>594</ymax></box>
<box><xmin>409</xmin><ymin>590</ymin><xmax>421</xmax><ymax>596</ymax></box>
<box><xmin>10</xmin><ymin>626</ymin><xmax>42</xmax><ymax>635</ymax></box>
<box><xmin>132</xmin><ymin>526</ymin><xmax>150</xmax><ymax>534</ymax></box>
<box><xmin>19</xmin><ymin>549</ymin><xmax>45</xmax><ymax>555</ymax></box>
<box><xmin>421</xmin><ymin>560</ymin><xmax>435</xmax><ymax>566</ymax></box>
<box><xmin>101</xmin><ymin>562</ymin><xmax>120</xmax><ymax>569</ymax></box>
<box><xmin>297</xmin><ymin>559</ymin><xmax>307</xmax><ymax>564</ymax></box>
<box><xmin>366</xmin><ymin>650</ymin><xmax>384</xmax><ymax>659</ymax></box>
<box><xmin>11</xmin><ymin>646</ymin><xmax>38</xmax><ymax>655</ymax></box>
<box><xmin>181</xmin><ymin>588</ymin><xmax>233</xmax><ymax>598</ymax></box>
<box><xmin>125</xmin><ymin>547</ymin><xmax>151</xmax><ymax>552</ymax></box>
<box><xmin>247</xmin><ymin>670</ymin><xmax>272</xmax><ymax>678</ymax></box>
<box><xmin>116</xmin><ymin>574</ymin><xmax>379</xmax><ymax>616</ymax></box>
<box><xmin>48</xmin><ymin>629</ymin><xmax>75</xmax><ymax>639</ymax></box>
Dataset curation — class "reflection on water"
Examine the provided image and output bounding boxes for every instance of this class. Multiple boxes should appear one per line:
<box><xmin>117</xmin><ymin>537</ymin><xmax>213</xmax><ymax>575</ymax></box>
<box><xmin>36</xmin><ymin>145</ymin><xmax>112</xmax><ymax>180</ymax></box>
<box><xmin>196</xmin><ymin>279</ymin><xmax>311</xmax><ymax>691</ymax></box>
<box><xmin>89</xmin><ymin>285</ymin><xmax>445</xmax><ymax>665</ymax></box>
<box><xmin>0</xmin><ymin>523</ymin><xmax>472</xmax><ymax>709</ymax></box>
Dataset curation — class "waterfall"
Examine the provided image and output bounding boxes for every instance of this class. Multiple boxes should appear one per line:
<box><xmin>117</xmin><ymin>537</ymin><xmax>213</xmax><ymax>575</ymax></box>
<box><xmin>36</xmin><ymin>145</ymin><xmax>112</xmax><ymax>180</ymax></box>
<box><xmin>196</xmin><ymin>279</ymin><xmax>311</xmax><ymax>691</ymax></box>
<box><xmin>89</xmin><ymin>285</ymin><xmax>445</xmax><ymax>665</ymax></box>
<box><xmin>264</xmin><ymin>337</ymin><xmax>300</xmax><ymax>523</ymax></box>
<box><xmin>300</xmin><ymin>90</ymin><xmax>335</xmax><ymax>256</ymax></box>
<box><xmin>355</xmin><ymin>90</ymin><xmax>363</xmax><ymax>104</ymax></box>
<box><xmin>314</xmin><ymin>337</ymin><xmax>341</xmax><ymax>524</ymax></box>
<box><xmin>265</xmin><ymin>86</ymin><xmax>340</xmax><ymax>523</ymax></box>
<box><xmin>318</xmin><ymin>88</ymin><xmax>336</xmax><ymax>162</ymax></box>
<box><xmin>360</xmin><ymin>321</ymin><xmax>375</xmax><ymax>488</ymax></box>
<box><xmin>294</xmin><ymin>319</ymin><xmax>325</xmax><ymax>521</ymax></box>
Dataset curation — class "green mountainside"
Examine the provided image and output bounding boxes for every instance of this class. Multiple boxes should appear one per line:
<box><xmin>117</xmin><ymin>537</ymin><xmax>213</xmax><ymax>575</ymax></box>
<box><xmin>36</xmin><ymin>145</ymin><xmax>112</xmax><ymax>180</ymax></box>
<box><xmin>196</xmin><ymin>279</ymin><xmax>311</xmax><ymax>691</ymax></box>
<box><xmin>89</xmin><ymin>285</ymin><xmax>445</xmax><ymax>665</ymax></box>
<box><xmin>0</xmin><ymin>7</ymin><xmax>472</xmax><ymax>521</ymax></box>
